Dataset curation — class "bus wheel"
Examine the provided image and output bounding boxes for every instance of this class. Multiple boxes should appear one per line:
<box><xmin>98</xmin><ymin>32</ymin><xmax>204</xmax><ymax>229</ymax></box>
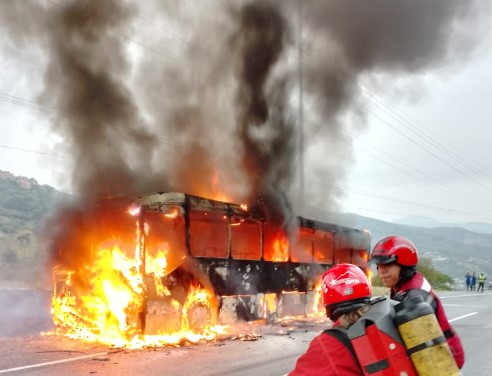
<box><xmin>183</xmin><ymin>302</ymin><xmax>213</xmax><ymax>333</ymax></box>
<box><xmin>181</xmin><ymin>287</ymin><xmax>217</xmax><ymax>333</ymax></box>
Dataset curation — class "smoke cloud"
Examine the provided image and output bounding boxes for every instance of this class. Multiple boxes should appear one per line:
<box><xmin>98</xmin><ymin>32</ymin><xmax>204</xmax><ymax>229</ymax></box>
<box><xmin>0</xmin><ymin>0</ymin><xmax>489</xmax><ymax>261</ymax></box>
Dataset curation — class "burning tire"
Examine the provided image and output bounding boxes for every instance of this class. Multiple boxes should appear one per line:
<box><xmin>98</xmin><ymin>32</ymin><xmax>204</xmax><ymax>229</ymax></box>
<box><xmin>183</xmin><ymin>302</ymin><xmax>213</xmax><ymax>333</ymax></box>
<box><xmin>181</xmin><ymin>287</ymin><xmax>217</xmax><ymax>333</ymax></box>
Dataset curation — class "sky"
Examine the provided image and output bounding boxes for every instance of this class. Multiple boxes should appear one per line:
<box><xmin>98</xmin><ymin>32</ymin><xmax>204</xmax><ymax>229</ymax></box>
<box><xmin>342</xmin><ymin>44</ymin><xmax>492</xmax><ymax>224</ymax></box>
<box><xmin>1</xmin><ymin>0</ymin><xmax>492</xmax><ymax>225</ymax></box>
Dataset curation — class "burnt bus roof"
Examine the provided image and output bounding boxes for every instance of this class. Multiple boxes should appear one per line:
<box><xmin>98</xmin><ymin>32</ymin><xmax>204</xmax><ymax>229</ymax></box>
<box><xmin>136</xmin><ymin>191</ymin><xmax>258</xmax><ymax>219</ymax></box>
<box><xmin>134</xmin><ymin>192</ymin><xmax>370</xmax><ymax>239</ymax></box>
<box><xmin>297</xmin><ymin>216</ymin><xmax>370</xmax><ymax>239</ymax></box>
<box><xmin>136</xmin><ymin>191</ymin><xmax>188</xmax><ymax>207</ymax></box>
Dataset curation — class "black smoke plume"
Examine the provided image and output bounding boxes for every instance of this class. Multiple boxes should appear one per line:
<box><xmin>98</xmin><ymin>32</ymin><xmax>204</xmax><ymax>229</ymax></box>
<box><xmin>0</xmin><ymin>0</ymin><xmax>489</xmax><ymax>268</ymax></box>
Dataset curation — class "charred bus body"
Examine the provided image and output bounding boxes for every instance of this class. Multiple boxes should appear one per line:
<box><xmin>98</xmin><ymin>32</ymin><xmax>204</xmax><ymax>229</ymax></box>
<box><xmin>52</xmin><ymin>192</ymin><xmax>370</xmax><ymax>336</ymax></box>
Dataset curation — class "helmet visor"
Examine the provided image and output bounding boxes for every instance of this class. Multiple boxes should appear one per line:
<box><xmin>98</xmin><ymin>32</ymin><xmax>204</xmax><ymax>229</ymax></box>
<box><xmin>369</xmin><ymin>255</ymin><xmax>397</xmax><ymax>265</ymax></box>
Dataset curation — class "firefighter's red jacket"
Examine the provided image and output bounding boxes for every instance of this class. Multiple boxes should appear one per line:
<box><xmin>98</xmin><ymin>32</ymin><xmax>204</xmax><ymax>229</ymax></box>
<box><xmin>289</xmin><ymin>323</ymin><xmax>363</xmax><ymax>376</ymax></box>
<box><xmin>391</xmin><ymin>271</ymin><xmax>465</xmax><ymax>369</ymax></box>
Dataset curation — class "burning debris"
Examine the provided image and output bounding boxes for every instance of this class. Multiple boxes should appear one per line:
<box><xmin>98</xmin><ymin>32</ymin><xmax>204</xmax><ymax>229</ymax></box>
<box><xmin>0</xmin><ymin>0</ymin><xmax>489</xmax><ymax>347</ymax></box>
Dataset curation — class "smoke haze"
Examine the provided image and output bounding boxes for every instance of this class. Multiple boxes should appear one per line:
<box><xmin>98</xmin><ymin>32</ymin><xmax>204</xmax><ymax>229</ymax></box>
<box><xmin>0</xmin><ymin>0</ymin><xmax>489</xmax><ymax>259</ymax></box>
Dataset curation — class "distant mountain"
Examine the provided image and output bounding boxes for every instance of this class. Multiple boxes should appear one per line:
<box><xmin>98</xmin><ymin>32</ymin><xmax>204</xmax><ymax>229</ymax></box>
<box><xmin>333</xmin><ymin>213</ymin><xmax>492</xmax><ymax>283</ymax></box>
<box><xmin>461</xmin><ymin>221</ymin><xmax>492</xmax><ymax>235</ymax></box>
<box><xmin>394</xmin><ymin>215</ymin><xmax>492</xmax><ymax>235</ymax></box>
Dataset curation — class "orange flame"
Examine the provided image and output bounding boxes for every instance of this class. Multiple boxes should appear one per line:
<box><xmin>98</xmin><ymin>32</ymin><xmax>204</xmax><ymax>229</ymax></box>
<box><xmin>52</xmin><ymin>243</ymin><xmax>144</xmax><ymax>346</ymax></box>
<box><xmin>271</xmin><ymin>237</ymin><xmax>289</xmax><ymax>262</ymax></box>
<box><xmin>366</xmin><ymin>268</ymin><xmax>374</xmax><ymax>287</ymax></box>
<box><xmin>52</xmin><ymin>238</ymin><xmax>223</xmax><ymax>348</ymax></box>
<box><xmin>311</xmin><ymin>280</ymin><xmax>324</xmax><ymax>316</ymax></box>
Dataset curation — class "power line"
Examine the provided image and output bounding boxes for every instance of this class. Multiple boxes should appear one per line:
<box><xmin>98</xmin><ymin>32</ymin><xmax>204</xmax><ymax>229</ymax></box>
<box><xmin>307</xmin><ymin>179</ymin><xmax>490</xmax><ymax>218</ymax></box>
<box><xmin>0</xmin><ymin>144</ymin><xmax>73</xmax><ymax>160</ymax></box>
<box><xmin>362</xmin><ymin>88</ymin><xmax>492</xmax><ymax>190</ymax></box>
<box><xmin>8</xmin><ymin>81</ymin><xmax>466</xmax><ymax>218</ymax></box>
<box><xmin>363</xmin><ymin>88</ymin><xmax>491</xmax><ymax>181</ymax></box>
<box><xmin>137</xmin><ymin>15</ymin><xmax>188</xmax><ymax>44</ymax></box>
<box><xmin>306</xmin><ymin>116</ymin><xmax>492</xmax><ymax>220</ymax></box>
<box><xmin>339</xmin><ymin>205</ymin><xmax>470</xmax><ymax>224</ymax></box>
<box><xmin>308</xmin><ymin>115</ymin><xmax>492</xmax><ymax>213</ymax></box>
<box><xmin>343</xmin><ymin>129</ymin><xmax>492</xmax><ymax>211</ymax></box>
<box><xmin>0</xmin><ymin>91</ymin><xmax>191</xmax><ymax>152</ymax></box>
<box><xmin>0</xmin><ymin>92</ymin><xmax>65</xmax><ymax>117</ymax></box>
<box><xmin>7</xmin><ymin>2</ymin><xmax>490</xmax><ymax>223</ymax></box>
<box><xmin>110</xmin><ymin>28</ymin><xmax>197</xmax><ymax>74</ymax></box>
<box><xmin>301</xmin><ymin>46</ymin><xmax>492</xmax><ymax>219</ymax></box>
<box><xmin>45</xmin><ymin>0</ymin><xmax>198</xmax><ymax>74</ymax></box>
<box><xmin>364</xmin><ymin>105</ymin><xmax>492</xmax><ymax>195</ymax></box>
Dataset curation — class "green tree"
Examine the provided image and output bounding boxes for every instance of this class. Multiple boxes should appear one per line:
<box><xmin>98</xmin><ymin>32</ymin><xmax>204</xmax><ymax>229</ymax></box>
<box><xmin>417</xmin><ymin>257</ymin><xmax>454</xmax><ymax>290</ymax></box>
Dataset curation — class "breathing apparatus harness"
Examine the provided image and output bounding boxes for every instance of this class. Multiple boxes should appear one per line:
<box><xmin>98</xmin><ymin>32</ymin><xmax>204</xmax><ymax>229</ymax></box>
<box><xmin>323</xmin><ymin>295</ymin><xmax>460</xmax><ymax>376</ymax></box>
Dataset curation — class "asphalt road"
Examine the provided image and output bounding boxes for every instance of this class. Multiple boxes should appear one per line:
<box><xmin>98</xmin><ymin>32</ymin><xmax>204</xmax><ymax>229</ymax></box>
<box><xmin>0</xmin><ymin>289</ymin><xmax>53</xmax><ymax>339</ymax></box>
<box><xmin>0</xmin><ymin>289</ymin><xmax>490</xmax><ymax>375</ymax></box>
<box><xmin>0</xmin><ymin>318</ymin><xmax>320</xmax><ymax>376</ymax></box>
<box><xmin>440</xmin><ymin>290</ymin><xmax>492</xmax><ymax>375</ymax></box>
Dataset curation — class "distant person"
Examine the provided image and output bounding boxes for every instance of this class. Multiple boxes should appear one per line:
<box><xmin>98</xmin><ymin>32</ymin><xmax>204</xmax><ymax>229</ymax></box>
<box><xmin>477</xmin><ymin>272</ymin><xmax>486</xmax><ymax>293</ymax></box>
<box><xmin>465</xmin><ymin>272</ymin><xmax>472</xmax><ymax>291</ymax></box>
<box><xmin>471</xmin><ymin>272</ymin><xmax>477</xmax><ymax>291</ymax></box>
<box><xmin>369</xmin><ymin>235</ymin><xmax>465</xmax><ymax>369</ymax></box>
<box><xmin>289</xmin><ymin>263</ymin><xmax>371</xmax><ymax>375</ymax></box>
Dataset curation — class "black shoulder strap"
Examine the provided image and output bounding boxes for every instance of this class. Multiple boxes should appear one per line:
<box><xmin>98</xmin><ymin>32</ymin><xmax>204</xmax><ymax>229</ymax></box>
<box><xmin>404</xmin><ymin>288</ymin><xmax>437</xmax><ymax>313</ymax></box>
<box><xmin>323</xmin><ymin>327</ymin><xmax>361</xmax><ymax>371</ymax></box>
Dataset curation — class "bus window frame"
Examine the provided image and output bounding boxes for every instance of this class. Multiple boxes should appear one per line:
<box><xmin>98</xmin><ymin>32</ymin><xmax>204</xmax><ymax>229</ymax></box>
<box><xmin>189</xmin><ymin>208</ymin><xmax>229</xmax><ymax>259</ymax></box>
<box><xmin>230</xmin><ymin>217</ymin><xmax>262</xmax><ymax>261</ymax></box>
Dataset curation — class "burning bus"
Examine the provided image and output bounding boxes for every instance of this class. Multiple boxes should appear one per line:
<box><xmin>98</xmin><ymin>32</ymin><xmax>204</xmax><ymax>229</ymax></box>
<box><xmin>51</xmin><ymin>191</ymin><xmax>370</xmax><ymax>346</ymax></box>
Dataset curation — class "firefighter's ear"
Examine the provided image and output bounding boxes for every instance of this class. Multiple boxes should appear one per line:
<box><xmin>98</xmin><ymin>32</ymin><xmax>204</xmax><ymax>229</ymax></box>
<box><xmin>346</xmin><ymin>310</ymin><xmax>361</xmax><ymax>325</ymax></box>
<box><xmin>338</xmin><ymin>313</ymin><xmax>352</xmax><ymax>328</ymax></box>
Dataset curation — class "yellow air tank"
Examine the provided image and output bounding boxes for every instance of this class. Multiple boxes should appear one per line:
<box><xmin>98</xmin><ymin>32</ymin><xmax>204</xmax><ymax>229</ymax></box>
<box><xmin>394</xmin><ymin>296</ymin><xmax>459</xmax><ymax>376</ymax></box>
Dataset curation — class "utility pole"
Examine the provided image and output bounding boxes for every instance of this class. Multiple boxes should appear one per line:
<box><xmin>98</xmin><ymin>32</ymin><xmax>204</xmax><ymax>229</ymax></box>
<box><xmin>297</xmin><ymin>0</ymin><xmax>305</xmax><ymax>206</ymax></box>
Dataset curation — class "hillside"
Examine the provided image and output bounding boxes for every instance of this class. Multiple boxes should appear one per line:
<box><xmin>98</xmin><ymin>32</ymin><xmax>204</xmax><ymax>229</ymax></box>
<box><xmin>334</xmin><ymin>213</ymin><xmax>492</xmax><ymax>283</ymax></box>
<box><xmin>1</xmin><ymin>170</ymin><xmax>491</xmax><ymax>287</ymax></box>
<box><xmin>0</xmin><ymin>171</ymin><xmax>60</xmax><ymax>287</ymax></box>
<box><xmin>394</xmin><ymin>215</ymin><xmax>492</xmax><ymax>235</ymax></box>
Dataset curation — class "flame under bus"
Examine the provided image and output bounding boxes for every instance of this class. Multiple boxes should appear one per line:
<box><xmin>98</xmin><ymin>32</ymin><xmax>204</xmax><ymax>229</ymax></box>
<box><xmin>52</xmin><ymin>192</ymin><xmax>370</xmax><ymax>345</ymax></box>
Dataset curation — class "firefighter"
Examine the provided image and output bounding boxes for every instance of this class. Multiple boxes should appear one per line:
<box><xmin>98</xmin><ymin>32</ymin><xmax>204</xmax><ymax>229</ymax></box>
<box><xmin>289</xmin><ymin>263</ymin><xmax>370</xmax><ymax>375</ymax></box>
<box><xmin>369</xmin><ymin>235</ymin><xmax>465</xmax><ymax>369</ymax></box>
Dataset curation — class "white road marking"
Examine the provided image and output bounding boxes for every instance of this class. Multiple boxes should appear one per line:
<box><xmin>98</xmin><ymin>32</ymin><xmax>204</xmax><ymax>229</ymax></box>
<box><xmin>443</xmin><ymin>304</ymin><xmax>466</xmax><ymax>306</ymax></box>
<box><xmin>443</xmin><ymin>304</ymin><xmax>483</xmax><ymax>307</ymax></box>
<box><xmin>440</xmin><ymin>292</ymin><xmax>492</xmax><ymax>299</ymax></box>
<box><xmin>0</xmin><ymin>351</ymin><xmax>108</xmax><ymax>374</ymax></box>
<box><xmin>449</xmin><ymin>312</ymin><xmax>478</xmax><ymax>323</ymax></box>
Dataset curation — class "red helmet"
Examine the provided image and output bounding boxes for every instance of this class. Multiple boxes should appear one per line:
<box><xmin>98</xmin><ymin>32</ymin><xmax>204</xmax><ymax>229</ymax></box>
<box><xmin>370</xmin><ymin>236</ymin><xmax>418</xmax><ymax>267</ymax></box>
<box><xmin>322</xmin><ymin>263</ymin><xmax>371</xmax><ymax>308</ymax></box>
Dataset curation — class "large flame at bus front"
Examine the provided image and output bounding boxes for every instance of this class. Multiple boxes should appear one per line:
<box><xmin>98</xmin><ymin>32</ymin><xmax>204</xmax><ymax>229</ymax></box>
<box><xmin>51</xmin><ymin>219</ymin><xmax>224</xmax><ymax>349</ymax></box>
